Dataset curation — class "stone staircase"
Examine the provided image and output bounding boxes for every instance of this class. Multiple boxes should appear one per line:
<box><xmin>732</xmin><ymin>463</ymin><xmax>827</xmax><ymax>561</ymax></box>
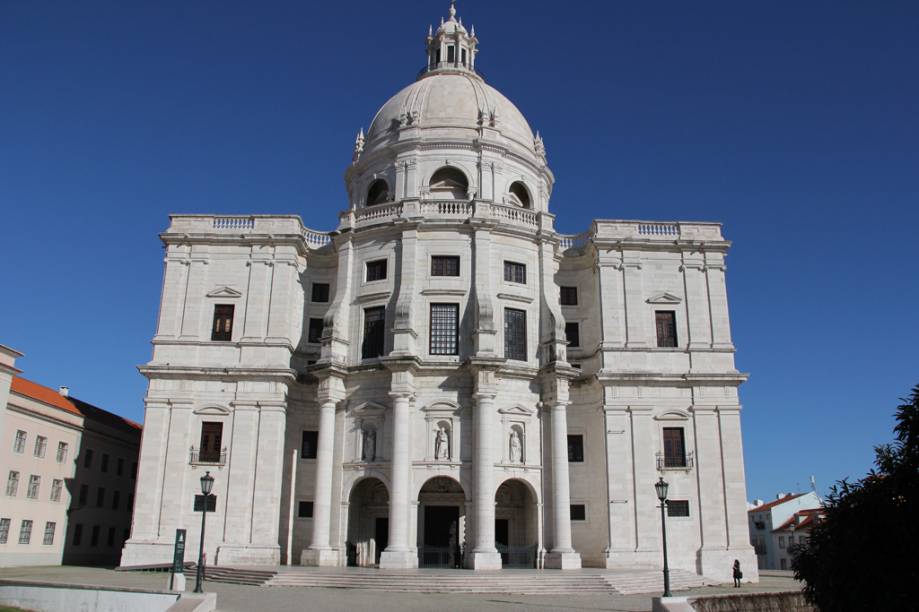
<box><xmin>192</xmin><ymin>565</ymin><xmax>278</xmax><ymax>586</ymax></box>
<box><xmin>604</xmin><ymin>569</ymin><xmax>712</xmax><ymax>595</ymax></box>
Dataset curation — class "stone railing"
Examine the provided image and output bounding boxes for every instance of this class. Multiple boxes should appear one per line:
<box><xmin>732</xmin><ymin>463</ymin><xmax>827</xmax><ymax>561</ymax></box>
<box><xmin>213</xmin><ymin>216</ymin><xmax>255</xmax><ymax>230</ymax></box>
<box><xmin>354</xmin><ymin>202</ymin><xmax>404</xmax><ymax>227</ymax></box>
<box><xmin>558</xmin><ymin>231</ymin><xmax>591</xmax><ymax>250</ymax></box>
<box><xmin>491</xmin><ymin>203</ymin><xmax>538</xmax><ymax>229</ymax></box>
<box><xmin>593</xmin><ymin>220</ymin><xmax>724</xmax><ymax>242</ymax></box>
<box><xmin>420</xmin><ymin>200</ymin><xmax>472</xmax><ymax>217</ymax></box>
<box><xmin>304</xmin><ymin>228</ymin><xmax>332</xmax><ymax>248</ymax></box>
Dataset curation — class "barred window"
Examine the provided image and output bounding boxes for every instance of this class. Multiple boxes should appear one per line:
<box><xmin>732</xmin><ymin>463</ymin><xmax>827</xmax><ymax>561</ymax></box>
<box><xmin>5</xmin><ymin>471</ymin><xmax>19</xmax><ymax>497</ymax></box>
<box><xmin>565</xmin><ymin>322</ymin><xmax>580</xmax><ymax>348</ymax></box>
<box><xmin>667</xmin><ymin>500</ymin><xmax>690</xmax><ymax>517</ymax></box>
<box><xmin>43</xmin><ymin>522</ymin><xmax>56</xmax><ymax>545</ymax></box>
<box><xmin>308</xmin><ymin>318</ymin><xmax>324</xmax><ymax>344</ymax></box>
<box><xmin>56</xmin><ymin>441</ymin><xmax>68</xmax><ymax>463</ymax></box>
<box><xmin>504</xmin><ymin>308</ymin><xmax>527</xmax><ymax>361</ymax></box>
<box><xmin>34</xmin><ymin>435</ymin><xmax>47</xmax><ymax>458</ymax></box>
<box><xmin>430</xmin><ymin>303</ymin><xmax>459</xmax><ymax>355</ymax></box>
<box><xmin>560</xmin><ymin>286</ymin><xmax>578</xmax><ymax>306</ymax></box>
<box><xmin>18</xmin><ymin>520</ymin><xmax>33</xmax><ymax>544</ymax></box>
<box><xmin>27</xmin><ymin>475</ymin><xmax>40</xmax><ymax>499</ymax></box>
<box><xmin>655</xmin><ymin>310</ymin><xmax>677</xmax><ymax>348</ymax></box>
<box><xmin>211</xmin><ymin>305</ymin><xmax>234</xmax><ymax>341</ymax></box>
<box><xmin>362</xmin><ymin>306</ymin><xmax>386</xmax><ymax>358</ymax></box>
<box><xmin>311</xmin><ymin>282</ymin><xmax>330</xmax><ymax>303</ymax></box>
<box><xmin>366</xmin><ymin>259</ymin><xmax>388</xmax><ymax>282</ymax></box>
<box><xmin>50</xmin><ymin>479</ymin><xmax>63</xmax><ymax>502</ymax></box>
<box><xmin>431</xmin><ymin>256</ymin><xmax>460</xmax><ymax>277</ymax></box>
<box><xmin>13</xmin><ymin>430</ymin><xmax>26</xmax><ymax>454</ymax></box>
<box><xmin>503</xmin><ymin>261</ymin><xmax>526</xmax><ymax>284</ymax></box>
<box><xmin>0</xmin><ymin>518</ymin><xmax>9</xmax><ymax>544</ymax></box>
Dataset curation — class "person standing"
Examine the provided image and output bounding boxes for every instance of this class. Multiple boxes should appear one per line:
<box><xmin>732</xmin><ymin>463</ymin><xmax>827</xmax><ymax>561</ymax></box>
<box><xmin>732</xmin><ymin>559</ymin><xmax>742</xmax><ymax>587</ymax></box>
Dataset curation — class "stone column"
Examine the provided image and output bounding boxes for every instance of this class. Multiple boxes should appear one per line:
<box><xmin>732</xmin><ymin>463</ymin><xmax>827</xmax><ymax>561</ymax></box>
<box><xmin>241</xmin><ymin>256</ymin><xmax>273</xmax><ymax>342</ymax></box>
<box><xmin>681</xmin><ymin>257</ymin><xmax>712</xmax><ymax>350</ymax></box>
<box><xmin>467</xmin><ymin>386</ymin><xmax>502</xmax><ymax>569</ymax></box>
<box><xmin>629</xmin><ymin>406</ymin><xmax>658</xmax><ymax>556</ymax></box>
<box><xmin>622</xmin><ymin>256</ymin><xmax>648</xmax><ymax>348</ymax></box>
<box><xmin>379</xmin><ymin>391</ymin><xmax>416</xmax><ymax>568</ymax></box>
<box><xmin>155</xmin><ymin>253</ymin><xmax>189</xmax><ymax>339</ymax></box>
<box><xmin>302</xmin><ymin>398</ymin><xmax>339</xmax><ymax>566</ymax></box>
<box><xmin>693</xmin><ymin>405</ymin><xmax>728</xmax><ymax>574</ymax></box>
<box><xmin>179</xmin><ymin>253</ymin><xmax>209</xmax><ymax>339</ymax></box>
<box><xmin>545</xmin><ymin>399</ymin><xmax>581</xmax><ymax>569</ymax></box>
<box><xmin>602</xmin><ymin>404</ymin><xmax>635</xmax><ymax>568</ymax></box>
<box><xmin>706</xmin><ymin>259</ymin><xmax>734</xmax><ymax>350</ymax></box>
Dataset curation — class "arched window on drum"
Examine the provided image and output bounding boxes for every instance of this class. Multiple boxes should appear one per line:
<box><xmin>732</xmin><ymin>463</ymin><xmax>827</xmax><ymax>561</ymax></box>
<box><xmin>366</xmin><ymin>179</ymin><xmax>390</xmax><ymax>206</ymax></box>
<box><xmin>429</xmin><ymin>167</ymin><xmax>469</xmax><ymax>200</ymax></box>
<box><xmin>507</xmin><ymin>181</ymin><xmax>531</xmax><ymax>208</ymax></box>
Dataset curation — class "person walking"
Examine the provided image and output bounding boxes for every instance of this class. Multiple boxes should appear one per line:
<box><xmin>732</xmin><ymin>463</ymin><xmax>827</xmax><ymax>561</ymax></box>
<box><xmin>732</xmin><ymin>559</ymin><xmax>742</xmax><ymax>588</ymax></box>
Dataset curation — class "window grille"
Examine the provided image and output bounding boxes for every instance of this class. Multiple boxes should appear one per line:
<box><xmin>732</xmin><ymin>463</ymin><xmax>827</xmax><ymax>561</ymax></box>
<box><xmin>504</xmin><ymin>308</ymin><xmax>527</xmax><ymax>361</ymax></box>
<box><xmin>667</xmin><ymin>500</ymin><xmax>690</xmax><ymax>517</ymax></box>
<box><xmin>366</xmin><ymin>260</ymin><xmax>388</xmax><ymax>282</ymax></box>
<box><xmin>431</xmin><ymin>256</ymin><xmax>460</xmax><ymax>277</ymax></box>
<box><xmin>430</xmin><ymin>304</ymin><xmax>459</xmax><ymax>355</ymax></box>
<box><xmin>362</xmin><ymin>306</ymin><xmax>386</xmax><ymax>358</ymax></box>
<box><xmin>18</xmin><ymin>520</ymin><xmax>33</xmax><ymax>545</ymax></box>
<box><xmin>560</xmin><ymin>286</ymin><xmax>578</xmax><ymax>305</ymax></box>
<box><xmin>503</xmin><ymin>261</ymin><xmax>526</xmax><ymax>284</ymax></box>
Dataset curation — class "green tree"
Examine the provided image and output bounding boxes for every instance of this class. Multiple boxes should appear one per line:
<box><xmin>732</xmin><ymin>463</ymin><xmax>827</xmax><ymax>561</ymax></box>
<box><xmin>792</xmin><ymin>384</ymin><xmax>919</xmax><ymax>611</ymax></box>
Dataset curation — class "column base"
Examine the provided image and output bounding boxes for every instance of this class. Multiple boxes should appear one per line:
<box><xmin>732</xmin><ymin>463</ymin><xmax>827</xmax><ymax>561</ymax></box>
<box><xmin>379</xmin><ymin>549</ymin><xmax>418</xmax><ymax>569</ymax></box>
<box><xmin>301</xmin><ymin>547</ymin><xmax>340</xmax><ymax>567</ymax></box>
<box><xmin>215</xmin><ymin>544</ymin><xmax>279</xmax><ymax>566</ymax></box>
<box><xmin>465</xmin><ymin>550</ymin><xmax>503</xmax><ymax>570</ymax></box>
<box><xmin>544</xmin><ymin>550</ymin><xmax>582</xmax><ymax>570</ymax></box>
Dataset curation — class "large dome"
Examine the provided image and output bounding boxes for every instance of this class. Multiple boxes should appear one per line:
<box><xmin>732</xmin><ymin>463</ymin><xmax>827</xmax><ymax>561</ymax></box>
<box><xmin>365</xmin><ymin>72</ymin><xmax>535</xmax><ymax>151</ymax></box>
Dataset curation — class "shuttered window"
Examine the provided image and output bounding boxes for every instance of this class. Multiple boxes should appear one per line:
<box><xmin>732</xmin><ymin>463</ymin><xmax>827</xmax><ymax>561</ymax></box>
<box><xmin>212</xmin><ymin>305</ymin><xmax>234</xmax><ymax>341</ymax></box>
<box><xmin>663</xmin><ymin>428</ymin><xmax>687</xmax><ymax>468</ymax></box>
<box><xmin>199</xmin><ymin>422</ymin><xmax>223</xmax><ymax>463</ymax></box>
<box><xmin>655</xmin><ymin>311</ymin><xmax>677</xmax><ymax>348</ymax></box>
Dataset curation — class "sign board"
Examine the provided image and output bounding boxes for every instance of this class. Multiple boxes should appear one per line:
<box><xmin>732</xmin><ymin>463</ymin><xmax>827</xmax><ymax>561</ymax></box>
<box><xmin>172</xmin><ymin>529</ymin><xmax>186</xmax><ymax>574</ymax></box>
<box><xmin>194</xmin><ymin>494</ymin><xmax>217</xmax><ymax>512</ymax></box>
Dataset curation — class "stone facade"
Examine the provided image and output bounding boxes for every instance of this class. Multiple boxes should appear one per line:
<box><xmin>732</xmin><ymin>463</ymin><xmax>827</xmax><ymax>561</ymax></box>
<box><xmin>122</xmin><ymin>3</ymin><xmax>757</xmax><ymax>582</ymax></box>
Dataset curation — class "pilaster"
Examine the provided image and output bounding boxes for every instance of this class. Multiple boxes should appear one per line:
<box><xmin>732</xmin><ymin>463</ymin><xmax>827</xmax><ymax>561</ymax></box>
<box><xmin>681</xmin><ymin>254</ymin><xmax>712</xmax><ymax>350</ymax></box>
<box><xmin>705</xmin><ymin>255</ymin><xmax>734</xmax><ymax>350</ymax></box>
<box><xmin>467</xmin><ymin>364</ymin><xmax>502</xmax><ymax>569</ymax></box>
<box><xmin>179</xmin><ymin>250</ymin><xmax>209</xmax><ymax>339</ymax></box>
<box><xmin>543</xmin><ymin>375</ymin><xmax>581</xmax><ymax>569</ymax></box>
<box><xmin>241</xmin><ymin>252</ymin><xmax>273</xmax><ymax>342</ymax></box>
<box><xmin>622</xmin><ymin>253</ymin><xmax>648</xmax><ymax>348</ymax></box>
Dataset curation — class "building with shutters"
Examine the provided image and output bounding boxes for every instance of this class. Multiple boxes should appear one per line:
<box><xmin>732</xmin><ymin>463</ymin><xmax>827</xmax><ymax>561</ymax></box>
<box><xmin>121</xmin><ymin>2</ymin><xmax>757</xmax><ymax>582</ymax></box>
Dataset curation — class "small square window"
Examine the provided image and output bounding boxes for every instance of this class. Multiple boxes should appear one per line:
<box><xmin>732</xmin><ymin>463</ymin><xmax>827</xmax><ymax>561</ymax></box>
<box><xmin>298</xmin><ymin>501</ymin><xmax>314</xmax><ymax>518</ymax></box>
<box><xmin>655</xmin><ymin>311</ymin><xmax>677</xmax><ymax>348</ymax></box>
<box><xmin>667</xmin><ymin>500</ymin><xmax>690</xmax><ymax>517</ymax></box>
<box><xmin>366</xmin><ymin>260</ymin><xmax>388</xmax><ymax>282</ymax></box>
<box><xmin>565</xmin><ymin>322</ymin><xmax>580</xmax><ymax>348</ymax></box>
<box><xmin>560</xmin><ymin>286</ymin><xmax>578</xmax><ymax>306</ymax></box>
<box><xmin>570</xmin><ymin>504</ymin><xmax>586</xmax><ymax>521</ymax></box>
<box><xmin>308</xmin><ymin>318</ymin><xmax>324</xmax><ymax>344</ymax></box>
<box><xmin>211</xmin><ymin>305</ymin><xmax>235</xmax><ymax>341</ymax></box>
<box><xmin>301</xmin><ymin>431</ymin><xmax>318</xmax><ymax>459</ymax></box>
<box><xmin>311</xmin><ymin>282</ymin><xmax>330</xmax><ymax>303</ymax></box>
<box><xmin>567</xmin><ymin>435</ymin><xmax>584</xmax><ymax>463</ymax></box>
<box><xmin>431</xmin><ymin>255</ymin><xmax>460</xmax><ymax>277</ymax></box>
<box><xmin>503</xmin><ymin>261</ymin><xmax>526</xmax><ymax>284</ymax></box>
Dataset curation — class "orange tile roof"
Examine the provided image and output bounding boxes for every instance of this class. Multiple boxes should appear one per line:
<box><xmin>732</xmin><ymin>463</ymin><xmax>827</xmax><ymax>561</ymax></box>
<box><xmin>748</xmin><ymin>493</ymin><xmax>805</xmax><ymax>513</ymax></box>
<box><xmin>10</xmin><ymin>376</ymin><xmax>81</xmax><ymax>417</ymax></box>
<box><xmin>774</xmin><ymin>508</ymin><xmax>823</xmax><ymax>532</ymax></box>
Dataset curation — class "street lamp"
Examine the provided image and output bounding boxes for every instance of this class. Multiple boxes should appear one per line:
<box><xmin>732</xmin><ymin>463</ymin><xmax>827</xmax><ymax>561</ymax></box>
<box><xmin>654</xmin><ymin>477</ymin><xmax>672</xmax><ymax>598</ymax></box>
<box><xmin>194</xmin><ymin>471</ymin><xmax>215</xmax><ymax>594</ymax></box>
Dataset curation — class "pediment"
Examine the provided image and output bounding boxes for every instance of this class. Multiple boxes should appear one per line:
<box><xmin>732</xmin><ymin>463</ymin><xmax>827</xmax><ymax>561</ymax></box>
<box><xmin>498</xmin><ymin>404</ymin><xmax>535</xmax><ymax>417</ymax></box>
<box><xmin>206</xmin><ymin>286</ymin><xmax>243</xmax><ymax>299</ymax></box>
<box><xmin>194</xmin><ymin>405</ymin><xmax>231</xmax><ymax>416</ymax></box>
<box><xmin>422</xmin><ymin>401</ymin><xmax>462</xmax><ymax>415</ymax></box>
<box><xmin>646</xmin><ymin>292</ymin><xmax>682</xmax><ymax>305</ymax></box>
<box><xmin>350</xmin><ymin>401</ymin><xmax>387</xmax><ymax>416</ymax></box>
<box><xmin>655</xmin><ymin>409</ymin><xmax>691</xmax><ymax>421</ymax></box>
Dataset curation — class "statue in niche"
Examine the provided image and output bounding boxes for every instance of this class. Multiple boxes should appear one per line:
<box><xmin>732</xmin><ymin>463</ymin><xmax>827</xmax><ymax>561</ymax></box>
<box><xmin>362</xmin><ymin>427</ymin><xmax>376</xmax><ymax>462</ymax></box>
<box><xmin>435</xmin><ymin>426</ymin><xmax>450</xmax><ymax>461</ymax></box>
<box><xmin>509</xmin><ymin>429</ymin><xmax>523</xmax><ymax>464</ymax></box>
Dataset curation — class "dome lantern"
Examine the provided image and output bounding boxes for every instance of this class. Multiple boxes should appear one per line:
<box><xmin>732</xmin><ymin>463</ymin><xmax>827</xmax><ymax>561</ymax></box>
<box><xmin>422</xmin><ymin>1</ymin><xmax>479</xmax><ymax>78</ymax></box>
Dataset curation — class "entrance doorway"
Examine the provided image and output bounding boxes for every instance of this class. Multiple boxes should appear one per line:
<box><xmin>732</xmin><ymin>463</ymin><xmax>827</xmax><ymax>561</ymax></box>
<box><xmin>374</xmin><ymin>518</ymin><xmax>388</xmax><ymax>565</ymax></box>
<box><xmin>495</xmin><ymin>479</ymin><xmax>537</xmax><ymax>568</ymax></box>
<box><xmin>346</xmin><ymin>478</ymin><xmax>389</xmax><ymax>567</ymax></box>
<box><xmin>417</xmin><ymin>476</ymin><xmax>466</xmax><ymax>568</ymax></box>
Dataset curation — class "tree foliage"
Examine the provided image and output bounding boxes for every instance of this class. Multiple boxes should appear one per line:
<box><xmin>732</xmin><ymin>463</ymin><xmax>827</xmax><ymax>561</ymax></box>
<box><xmin>792</xmin><ymin>384</ymin><xmax>919</xmax><ymax>611</ymax></box>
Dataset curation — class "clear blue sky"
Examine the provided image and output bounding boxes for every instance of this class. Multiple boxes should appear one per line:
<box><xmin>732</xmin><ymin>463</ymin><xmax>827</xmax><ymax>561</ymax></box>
<box><xmin>1</xmin><ymin>1</ymin><xmax>916</xmax><ymax>501</ymax></box>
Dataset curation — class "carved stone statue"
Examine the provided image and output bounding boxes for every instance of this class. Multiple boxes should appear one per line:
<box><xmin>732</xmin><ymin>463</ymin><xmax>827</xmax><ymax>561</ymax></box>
<box><xmin>435</xmin><ymin>426</ymin><xmax>449</xmax><ymax>461</ymax></box>
<box><xmin>509</xmin><ymin>429</ymin><xmax>522</xmax><ymax>464</ymax></box>
<box><xmin>362</xmin><ymin>427</ymin><xmax>376</xmax><ymax>462</ymax></box>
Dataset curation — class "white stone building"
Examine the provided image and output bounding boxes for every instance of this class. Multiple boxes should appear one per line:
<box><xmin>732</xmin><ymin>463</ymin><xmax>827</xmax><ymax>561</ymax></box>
<box><xmin>121</xmin><ymin>3</ymin><xmax>756</xmax><ymax>582</ymax></box>
<box><xmin>748</xmin><ymin>492</ymin><xmax>822</xmax><ymax>570</ymax></box>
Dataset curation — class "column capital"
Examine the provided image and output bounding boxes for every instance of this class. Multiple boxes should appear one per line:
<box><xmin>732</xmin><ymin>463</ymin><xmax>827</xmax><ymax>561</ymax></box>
<box><xmin>388</xmin><ymin>391</ymin><xmax>415</xmax><ymax>401</ymax></box>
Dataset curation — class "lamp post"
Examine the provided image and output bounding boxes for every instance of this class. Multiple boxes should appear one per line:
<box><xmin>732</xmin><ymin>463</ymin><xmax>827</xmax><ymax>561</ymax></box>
<box><xmin>194</xmin><ymin>471</ymin><xmax>214</xmax><ymax>594</ymax></box>
<box><xmin>654</xmin><ymin>477</ymin><xmax>672</xmax><ymax>598</ymax></box>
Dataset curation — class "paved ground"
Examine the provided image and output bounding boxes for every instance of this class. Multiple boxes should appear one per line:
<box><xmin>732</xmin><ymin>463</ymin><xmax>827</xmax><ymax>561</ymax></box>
<box><xmin>0</xmin><ymin>566</ymin><xmax>802</xmax><ymax>612</ymax></box>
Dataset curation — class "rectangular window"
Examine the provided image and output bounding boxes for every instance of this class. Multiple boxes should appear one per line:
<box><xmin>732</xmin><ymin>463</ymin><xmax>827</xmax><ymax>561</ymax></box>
<box><xmin>51</xmin><ymin>479</ymin><xmax>63</xmax><ymax>502</ymax></box>
<box><xmin>504</xmin><ymin>308</ymin><xmax>527</xmax><ymax>361</ymax></box>
<box><xmin>431</xmin><ymin>255</ymin><xmax>460</xmax><ymax>277</ymax></box>
<box><xmin>101</xmin><ymin>453</ymin><xmax>109</xmax><ymax>473</ymax></box>
<box><xmin>211</xmin><ymin>304</ymin><xmax>235</xmax><ymax>341</ymax></box>
<box><xmin>365</xmin><ymin>259</ymin><xmax>388</xmax><ymax>282</ymax></box>
<box><xmin>298</xmin><ymin>501</ymin><xmax>314</xmax><ymax>518</ymax></box>
<box><xmin>91</xmin><ymin>525</ymin><xmax>99</xmax><ymax>547</ymax></box>
<box><xmin>461</xmin><ymin>48</ymin><xmax>467</xmax><ymax>66</ymax></box>
<box><xmin>72</xmin><ymin>524</ymin><xmax>83</xmax><ymax>546</ymax></box>
<box><xmin>503</xmin><ymin>261</ymin><xmax>526</xmax><ymax>284</ymax></box>
<box><xmin>117</xmin><ymin>457</ymin><xmax>124</xmax><ymax>476</ymax></box>
<box><xmin>79</xmin><ymin>484</ymin><xmax>88</xmax><ymax>505</ymax></box>
<box><xmin>361</xmin><ymin>306</ymin><xmax>386</xmax><ymax>358</ymax></box>
<box><xmin>429</xmin><ymin>303</ymin><xmax>459</xmax><ymax>355</ymax></box>
<box><xmin>308</xmin><ymin>318</ymin><xmax>324</xmax><ymax>344</ymax></box>
<box><xmin>193</xmin><ymin>494</ymin><xmax>217</xmax><ymax>512</ymax></box>
<box><xmin>565</xmin><ymin>322</ymin><xmax>580</xmax><ymax>348</ymax></box>
<box><xmin>43</xmin><ymin>522</ymin><xmax>56</xmax><ymax>546</ymax></box>
<box><xmin>56</xmin><ymin>441</ymin><xmax>68</xmax><ymax>463</ymax></box>
<box><xmin>447</xmin><ymin>45</ymin><xmax>455</xmax><ymax>63</ymax></box>
<box><xmin>655</xmin><ymin>310</ymin><xmax>677</xmax><ymax>348</ymax></box>
<box><xmin>0</xmin><ymin>518</ymin><xmax>9</xmax><ymax>544</ymax></box>
<box><xmin>301</xmin><ymin>430</ymin><xmax>318</xmax><ymax>459</ymax></box>
<box><xmin>19</xmin><ymin>520</ymin><xmax>33</xmax><ymax>545</ymax></box>
<box><xmin>107</xmin><ymin>527</ymin><xmax>115</xmax><ymax>547</ymax></box>
<box><xmin>27</xmin><ymin>475</ymin><xmax>40</xmax><ymax>499</ymax></box>
<box><xmin>112</xmin><ymin>490</ymin><xmax>120</xmax><ymax>510</ymax></box>
<box><xmin>311</xmin><ymin>282</ymin><xmax>330</xmax><ymax>303</ymax></box>
<box><xmin>96</xmin><ymin>487</ymin><xmax>105</xmax><ymax>508</ymax></box>
<box><xmin>570</xmin><ymin>504</ymin><xmax>586</xmax><ymax>521</ymax></box>
<box><xmin>83</xmin><ymin>448</ymin><xmax>93</xmax><ymax>468</ymax></box>
<box><xmin>667</xmin><ymin>500</ymin><xmax>690</xmax><ymax>517</ymax></box>
<box><xmin>663</xmin><ymin>427</ymin><xmax>687</xmax><ymax>468</ymax></box>
<box><xmin>780</xmin><ymin>558</ymin><xmax>787</xmax><ymax>570</ymax></box>
<box><xmin>34</xmin><ymin>435</ymin><xmax>47</xmax><ymax>458</ymax></box>
<box><xmin>567</xmin><ymin>434</ymin><xmax>584</xmax><ymax>463</ymax></box>
<box><xmin>5</xmin><ymin>471</ymin><xmax>19</xmax><ymax>496</ymax></box>
<box><xmin>779</xmin><ymin>536</ymin><xmax>786</xmax><ymax>549</ymax></box>
<box><xmin>13</xmin><ymin>430</ymin><xmax>26</xmax><ymax>454</ymax></box>
<box><xmin>560</xmin><ymin>286</ymin><xmax>578</xmax><ymax>306</ymax></box>
<box><xmin>199</xmin><ymin>422</ymin><xmax>223</xmax><ymax>463</ymax></box>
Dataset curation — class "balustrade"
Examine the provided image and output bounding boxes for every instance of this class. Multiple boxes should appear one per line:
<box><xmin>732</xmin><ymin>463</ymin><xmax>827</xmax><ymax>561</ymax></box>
<box><xmin>213</xmin><ymin>217</ymin><xmax>255</xmax><ymax>230</ymax></box>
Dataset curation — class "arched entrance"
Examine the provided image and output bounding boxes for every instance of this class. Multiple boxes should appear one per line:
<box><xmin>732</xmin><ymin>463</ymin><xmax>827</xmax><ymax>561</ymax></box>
<box><xmin>495</xmin><ymin>479</ymin><xmax>538</xmax><ymax>568</ymax></box>
<box><xmin>347</xmin><ymin>478</ymin><xmax>389</xmax><ymax>567</ymax></box>
<box><xmin>417</xmin><ymin>476</ymin><xmax>466</xmax><ymax>568</ymax></box>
